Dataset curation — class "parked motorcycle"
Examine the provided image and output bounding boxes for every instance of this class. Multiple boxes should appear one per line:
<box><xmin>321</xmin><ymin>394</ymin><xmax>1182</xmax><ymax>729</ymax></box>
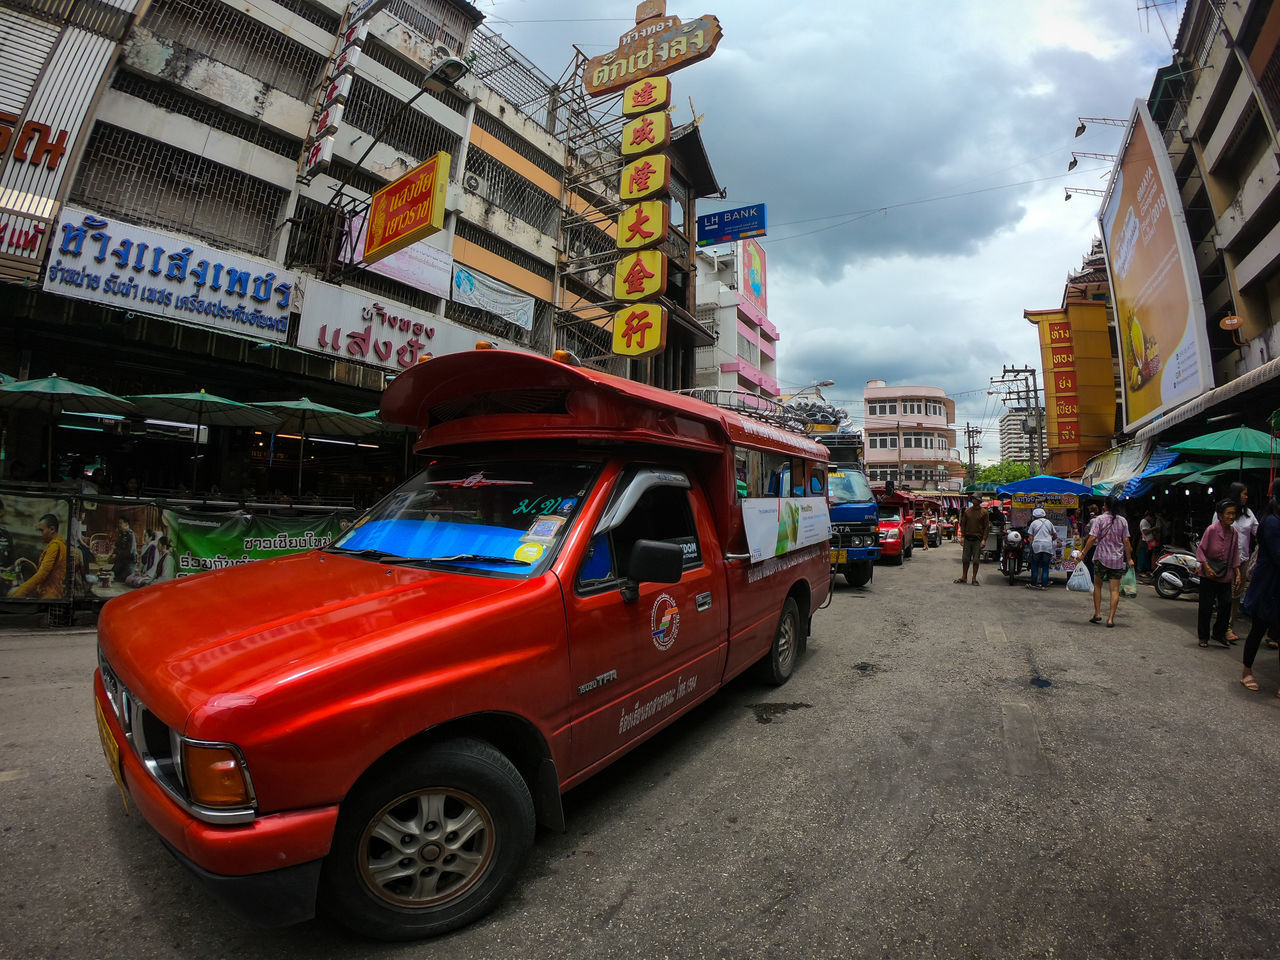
<box><xmin>1153</xmin><ymin>546</ymin><xmax>1201</xmax><ymax>599</ymax></box>
<box><xmin>1000</xmin><ymin>529</ymin><xmax>1029</xmax><ymax>585</ymax></box>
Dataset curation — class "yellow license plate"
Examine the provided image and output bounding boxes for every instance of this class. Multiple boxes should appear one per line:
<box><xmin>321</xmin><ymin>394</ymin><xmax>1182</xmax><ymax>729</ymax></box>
<box><xmin>831</xmin><ymin>549</ymin><xmax>847</xmax><ymax>563</ymax></box>
<box><xmin>95</xmin><ymin>698</ymin><xmax>129</xmax><ymax>813</ymax></box>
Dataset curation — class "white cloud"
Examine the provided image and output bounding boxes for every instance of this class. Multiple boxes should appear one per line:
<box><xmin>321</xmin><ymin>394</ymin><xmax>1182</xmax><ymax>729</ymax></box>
<box><xmin>479</xmin><ymin>0</ymin><xmax>1184</xmax><ymax>458</ymax></box>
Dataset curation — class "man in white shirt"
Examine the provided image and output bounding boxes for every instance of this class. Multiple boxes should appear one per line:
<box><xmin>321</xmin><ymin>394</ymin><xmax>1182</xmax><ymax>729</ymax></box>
<box><xmin>1026</xmin><ymin>507</ymin><xmax>1059</xmax><ymax>591</ymax></box>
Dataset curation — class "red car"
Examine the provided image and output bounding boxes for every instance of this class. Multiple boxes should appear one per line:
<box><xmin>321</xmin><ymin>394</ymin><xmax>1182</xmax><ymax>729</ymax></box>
<box><xmin>94</xmin><ymin>349</ymin><xmax>833</xmax><ymax>940</ymax></box>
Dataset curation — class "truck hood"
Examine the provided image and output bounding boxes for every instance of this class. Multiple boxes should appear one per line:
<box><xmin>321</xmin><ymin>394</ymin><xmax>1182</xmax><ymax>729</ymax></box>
<box><xmin>97</xmin><ymin>551</ymin><xmax>536</xmax><ymax>728</ymax></box>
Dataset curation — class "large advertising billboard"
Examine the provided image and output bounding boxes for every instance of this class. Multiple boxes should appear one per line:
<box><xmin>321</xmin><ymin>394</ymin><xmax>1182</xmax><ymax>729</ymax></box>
<box><xmin>739</xmin><ymin>237</ymin><xmax>767</xmax><ymax>317</ymax></box>
<box><xmin>1099</xmin><ymin>100</ymin><xmax>1212</xmax><ymax>432</ymax></box>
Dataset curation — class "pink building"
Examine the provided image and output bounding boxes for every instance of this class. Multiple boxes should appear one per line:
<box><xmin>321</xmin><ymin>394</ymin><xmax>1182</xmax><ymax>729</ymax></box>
<box><xmin>862</xmin><ymin>380</ymin><xmax>964</xmax><ymax>491</ymax></box>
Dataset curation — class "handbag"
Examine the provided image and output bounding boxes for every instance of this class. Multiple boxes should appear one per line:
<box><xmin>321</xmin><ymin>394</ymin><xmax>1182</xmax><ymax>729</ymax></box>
<box><xmin>1120</xmin><ymin>567</ymin><xmax>1138</xmax><ymax>598</ymax></box>
<box><xmin>1205</xmin><ymin>556</ymin><xmax>1228</xmax><ymax>578</ymax></box>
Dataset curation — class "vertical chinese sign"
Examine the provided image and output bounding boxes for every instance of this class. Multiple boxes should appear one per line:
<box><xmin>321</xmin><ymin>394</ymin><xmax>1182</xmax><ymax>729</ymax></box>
<box><xmin>581</xmin><ymin>1</ymin><xmax>722</xmax><ymax>360</ymax></box>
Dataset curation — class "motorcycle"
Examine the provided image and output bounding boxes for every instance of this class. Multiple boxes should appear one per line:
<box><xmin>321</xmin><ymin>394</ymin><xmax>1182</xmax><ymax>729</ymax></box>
<box><xmin>1000</xmin><ymin>529</ymin><xmax>1030</xmax><ymax>585</ymax></box>
<box><xmin>1153</xmin><ymin>546</ymin><xmax>1201</xmax><ymax>599</ymax></box>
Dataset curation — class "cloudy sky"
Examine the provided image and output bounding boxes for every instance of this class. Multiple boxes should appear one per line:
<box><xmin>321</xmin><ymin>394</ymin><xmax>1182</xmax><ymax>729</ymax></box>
<box><xmin>478</xmin><ymin>0</ymin><xmax>1186</xmax><ymax>459</ymax></box>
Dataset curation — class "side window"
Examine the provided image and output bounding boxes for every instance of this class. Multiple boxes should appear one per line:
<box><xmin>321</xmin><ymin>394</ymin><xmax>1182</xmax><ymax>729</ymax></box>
<box><xmin>810</xmin><ymin>468</ymin><xmax>825</xmax><ymax>495</ymax></box>
<box><xmin>576</xmin><ymin>485</ymin><xmax>702</xmax><ymax>592</ymax></box>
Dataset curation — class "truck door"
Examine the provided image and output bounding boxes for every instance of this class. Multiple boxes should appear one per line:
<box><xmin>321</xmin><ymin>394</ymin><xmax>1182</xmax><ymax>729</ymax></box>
<box><xmin>562</xmin><ymin>467</ymin><xmax>728</xmax><ymax>777</ymax></box>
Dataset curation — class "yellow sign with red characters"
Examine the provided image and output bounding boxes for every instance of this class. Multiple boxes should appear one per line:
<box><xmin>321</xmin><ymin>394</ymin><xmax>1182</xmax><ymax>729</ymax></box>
<box><xmin>621</xmin><ymin>111</ymin><xmax>670</xmax><ymax>156</ymax></box>
<box><xmin>612</xmin><ymin>303</ymin><xmax>668</xmax><ymax>357</ymax></box>
<box><xmin>616</xmin><ymin>201</ymin><xmax>669</xmax><ymax>250</ymax></box>
<box><xmin>614</xmin><ymin>250</ymin><xmax>667</xmax><ymax>300</ymax></box>
<box><xmin>622</xmin><ymin>76</ymin><xmax>672</xmax><ymax>116</ymax></box>
<box><xmin>620</xmin><ymin>155</ymin><xmax>670</xmax><ymax>202</ymax></box>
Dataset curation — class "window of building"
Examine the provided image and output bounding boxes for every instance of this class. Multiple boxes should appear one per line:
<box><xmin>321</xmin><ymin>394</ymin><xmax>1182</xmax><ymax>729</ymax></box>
<box><xmin>902</xmin><ymin>401</ymin><xmax>923</xmax><ymax>415</ymax></box>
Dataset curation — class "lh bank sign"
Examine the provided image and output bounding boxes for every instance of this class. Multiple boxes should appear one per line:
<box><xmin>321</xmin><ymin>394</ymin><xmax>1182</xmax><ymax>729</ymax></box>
<box><xmin>696</xmin><ymin>204</ymin><xmax>766</xmax><ymax>247</ymax></box>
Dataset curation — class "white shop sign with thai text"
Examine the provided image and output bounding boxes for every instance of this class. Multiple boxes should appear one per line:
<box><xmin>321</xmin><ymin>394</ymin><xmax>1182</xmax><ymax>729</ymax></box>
<box><xmin>297</xmin><ymin>277</ymin><xmax>522</xmax><ymax>374</ymax></box>
<box><xmin>43</xmin><ymin>206</ymin><xmax>293</xmax><ymax>342</ymax></box>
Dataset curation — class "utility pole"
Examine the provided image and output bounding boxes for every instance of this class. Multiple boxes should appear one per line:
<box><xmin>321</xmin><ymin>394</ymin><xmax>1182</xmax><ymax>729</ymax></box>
<box><xmin>992</xmin><ymin>366</ymin><xmax>1044</xmax><ymax>475</ymax></box>
<box><xmin>965</xmin><ymin>422</ymin><xmax>981</xmax><ymax>485</ymax></box>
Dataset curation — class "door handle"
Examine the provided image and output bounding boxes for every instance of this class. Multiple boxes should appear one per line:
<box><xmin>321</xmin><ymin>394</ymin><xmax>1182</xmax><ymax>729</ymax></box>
<box><xmin>723</xmin><ymin>552</ymin><xmax>751</xmax><ymax>562</ymax></box>
<box><xmin>696</xmin><ymin>591</ymin><xmax>712</xmax><ymax>611</ymax></box>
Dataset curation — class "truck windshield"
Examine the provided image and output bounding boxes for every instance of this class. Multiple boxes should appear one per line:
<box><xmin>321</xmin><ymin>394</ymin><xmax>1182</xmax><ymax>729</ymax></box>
<box><xmin>829</xmin><ymin>469</ymin><xmax>874</xmax><ymax>504</ymax></box>
<box><xmin>878</xmin><ymin>505</ymin><xmax>902</xmax><ymax>522</ymax></box>
<box><xmin>328</xmin><ymin>459</ymin><xmax>601</xmax><ymax>575</ymax></box>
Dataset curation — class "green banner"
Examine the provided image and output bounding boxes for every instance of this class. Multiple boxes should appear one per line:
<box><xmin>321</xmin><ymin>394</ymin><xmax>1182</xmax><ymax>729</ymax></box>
<box><xmin>166</xmin><ymin>510</ymin><xmax>350</xmax><ymax>576</ymax></box>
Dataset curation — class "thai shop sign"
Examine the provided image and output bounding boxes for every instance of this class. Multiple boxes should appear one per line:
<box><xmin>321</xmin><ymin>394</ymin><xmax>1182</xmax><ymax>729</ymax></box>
<box><xmin>296</xmin><ymin>277</ymin><xmax>522</xmax><ymax>374</ymax></box>
<box><xmin>43</xmin><ymin>206</ymin><xmax>294</xmax><ymax>342</ymax></box>
<box><xmin>165</xmin><ymin>510</ymin><xmax>349</xmax><ymax>576</ymax></box>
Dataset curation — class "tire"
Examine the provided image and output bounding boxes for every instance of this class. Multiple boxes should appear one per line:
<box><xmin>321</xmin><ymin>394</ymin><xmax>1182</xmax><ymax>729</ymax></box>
<box><xmin>1154</xmin><ymin>573</ymin><xmax>1183</xmax><ymax>600</ymax></box>
<box><xmin>753</xmin><ymin>597</ymin><xmax>800</xmax><ymax>686</ymax></box>
<box><xmin>845</xmin><ymin>560</ymin><xmax>873</xmax><ymax>588</ymax></box>
<box><xmin>892</xmin><ymin>549</ymin><xmax>904</xmax><ymax>566</ymax></box>
<box><xmin>320</xmin><ymin>737</ymin><xmax>535</xmax><ymax>941</ymax></box>
<box><xmin>905</xmin><ymin>542</ymin><xmax>913</xmax><ymax>560</ymax></box>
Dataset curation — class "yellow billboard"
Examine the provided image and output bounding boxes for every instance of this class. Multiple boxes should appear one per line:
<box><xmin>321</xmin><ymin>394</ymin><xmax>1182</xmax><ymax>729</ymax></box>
<box><xmin>1099</xmin><ymin>100</ymin><xmax>1211</xmax><ymax>431</ymax></box>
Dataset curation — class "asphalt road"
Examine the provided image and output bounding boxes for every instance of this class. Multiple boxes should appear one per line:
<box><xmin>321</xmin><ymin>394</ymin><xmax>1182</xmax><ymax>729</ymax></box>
<box><xmin>2</xmin><ymin>542</ymin><xmax>1279</xmax><ymax>960</ymax></box>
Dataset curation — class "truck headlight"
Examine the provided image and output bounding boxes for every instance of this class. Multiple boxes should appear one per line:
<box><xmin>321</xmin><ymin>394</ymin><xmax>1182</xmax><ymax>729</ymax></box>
<box><xmin>884</xmin><ymin>530</ymin><xmax>900</xmax><ymax>541</ymax></box>
<box><xmin>182</xmin><ymin>741</ymin><xmax>253</xmax><ymax>808</ymax></box>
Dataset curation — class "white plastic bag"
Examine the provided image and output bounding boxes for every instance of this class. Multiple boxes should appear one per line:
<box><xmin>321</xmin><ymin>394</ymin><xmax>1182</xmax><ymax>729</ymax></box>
<box><xmin>1067</xmin><ymin>562</ymin><xmax>1093</xmax><ymax>593</ymax></box>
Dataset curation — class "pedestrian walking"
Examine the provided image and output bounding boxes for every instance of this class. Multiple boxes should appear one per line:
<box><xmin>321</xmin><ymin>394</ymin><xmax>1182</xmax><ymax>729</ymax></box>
<box><xmin>1138</xmin><ymin>509</ymin><xmax>1159</xmax><ymax>579</ymax></box>
<box><xmin>1195</xmin><ymin>498</ymin><xmax>1241</xmax><ymax>648</ymax></box>
<box><xmin>1240</xmin><ymin>479</ymin><xmax>1280</xmax><ymax>692</ymax></box>
<box><xmin>1077</xmin><ymin>495</ymin><xmax>1134</xmax><ymax>627</ymax></box>
<box><xmin>955</xmin><ymin>493</ymin><xmax>990</xmax><ymax>585</ymax></box>
<box><xmin>1225</xmin><ymin>481</ymin><xmax>1258</xmax><ymax>643</ymax></box>
<box><xmin>1081</xmin><ymin>502</ymin><xmax>1101</xmax><ymax>570</ymax></box>
<box><xmin>1025</xmin><ymin>507</ymin><xmax>1058</xmax><ymax>591</ymax></box>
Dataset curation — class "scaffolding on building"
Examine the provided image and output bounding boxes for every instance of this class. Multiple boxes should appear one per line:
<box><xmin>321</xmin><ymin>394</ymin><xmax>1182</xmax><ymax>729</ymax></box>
<box><xmin>545</xmin><ymin>47</ymin><xmax>633</xmax><ymax>376</ymax></box>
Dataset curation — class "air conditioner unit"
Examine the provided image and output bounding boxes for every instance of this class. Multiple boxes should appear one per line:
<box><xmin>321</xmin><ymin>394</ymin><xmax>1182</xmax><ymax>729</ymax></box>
<box><xmin>464</xmin><ymin>172</ymin><xmax>490</xmax><ymax>199</ymax></box>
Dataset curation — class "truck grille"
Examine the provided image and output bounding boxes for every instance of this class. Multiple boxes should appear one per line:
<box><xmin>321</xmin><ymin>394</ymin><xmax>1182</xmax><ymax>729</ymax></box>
<box><xmin>831</xmin><ymin>523</ymin><xmax>878</xmax><ymax>549</ymax></box>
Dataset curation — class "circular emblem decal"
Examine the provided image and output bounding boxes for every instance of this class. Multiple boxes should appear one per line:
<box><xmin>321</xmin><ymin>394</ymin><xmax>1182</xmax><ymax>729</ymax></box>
<box><xmin>650</xmin><ymin>593</ymin><xmax>680</xmax><ymax>651</ymax></box>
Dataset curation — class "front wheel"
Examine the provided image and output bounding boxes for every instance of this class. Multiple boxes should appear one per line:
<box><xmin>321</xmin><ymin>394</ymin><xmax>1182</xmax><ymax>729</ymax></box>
<box><xmin>1154</xmin><ymin>572</ymin><xmax>1183</xmax><ymax>599</ymax></box>
<box><xmin>320</xmin><ymin>737</ymin><xmax>535</xmax><ymax>941</ymax></box>
<box><xmin>845</xmin><ymin>560</ymin><xmax>873</xmax><ymax>588</ymax></box>
<box><xmin>753</xmin><ymin>597</ymin><xmax>800</xmax><ymax>686</ymax></box>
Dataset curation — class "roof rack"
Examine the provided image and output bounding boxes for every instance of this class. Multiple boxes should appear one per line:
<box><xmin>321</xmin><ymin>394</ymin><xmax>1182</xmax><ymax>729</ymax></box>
<box><xmin>675</xmin><ymin>387</ymin><xmax>809</xmax><ymax>434</ymax></box>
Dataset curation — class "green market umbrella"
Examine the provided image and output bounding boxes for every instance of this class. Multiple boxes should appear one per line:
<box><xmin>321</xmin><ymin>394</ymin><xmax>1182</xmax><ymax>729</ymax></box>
<box><xmin>1176</xmin><ymin>455</ymin><xmax>1277</xmax><ymax>487</ymax></box>
<box><xmin>0</xmin><ymin>372</ymin><xmax>15</xmax><ymax>384</ymax></box>
<box><xmin>0</xmin><ymin>374</ymin><xmax>137</xmax><ymax>483</ymax></box>
<box><xmin>1146</xmin><ymin>461</ymin><xmax>1211</xmax><ymax>481</ymax></box>
<box><xmin>251</xmin><ymin>398</ymin><xmax>380</xmax><ymax>497</ymax></box>
<box><xmin>1169</xmin><ymin>426</ymin><xmax>1277</xmax><ymax>475</ymax></box>
<box><xmin>126</xmin><ymin>390</ymin><xmax>282</xmax><ymax>489</ymax></box>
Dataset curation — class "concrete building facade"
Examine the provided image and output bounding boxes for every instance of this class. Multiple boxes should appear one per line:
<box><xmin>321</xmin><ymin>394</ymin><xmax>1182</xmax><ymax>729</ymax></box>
<box><xmin>693</xmin><ymin>245</ymin><xmax>779</xmax><ymax>398</ymax></box>
<box><xmin>862</xmin><ymin>379</ymin><xmax>964</xmax><ymax>491</ymax></box>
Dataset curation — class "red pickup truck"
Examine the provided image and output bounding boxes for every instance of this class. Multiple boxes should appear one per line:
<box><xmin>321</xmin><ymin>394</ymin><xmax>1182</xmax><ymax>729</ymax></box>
<box><xmin>874</xmin><ymin>489</ymin><xmax>915</xmax><ymax>564</ymax></box>
<box><xmin>94</xmin><ymin>349</ymin><xmax>832</xmax><ymax>940</ymax></box>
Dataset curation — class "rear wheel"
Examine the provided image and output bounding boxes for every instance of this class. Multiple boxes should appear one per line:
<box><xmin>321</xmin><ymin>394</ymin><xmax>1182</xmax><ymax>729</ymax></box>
<box><xmin>753</xmin><ymin>597</ymin><xmax>800</xmax><ymax>685</ymax></box>
<box><xmin>320</xmin><ymin>737</ymin><xmax>535</xmax><ymax>941</ymax></box>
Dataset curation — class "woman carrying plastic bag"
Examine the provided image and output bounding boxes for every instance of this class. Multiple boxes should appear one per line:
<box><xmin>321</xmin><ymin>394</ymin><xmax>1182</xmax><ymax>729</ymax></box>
<box><xmin>1076</xmin><ymin>495</ymin><xmax>1135</xmax><ymax>627</ymax></box>
<box><xmin>1120</xmin><ymin>566</ymin><xmax>1139</xmax><ymax>598</ymax></box>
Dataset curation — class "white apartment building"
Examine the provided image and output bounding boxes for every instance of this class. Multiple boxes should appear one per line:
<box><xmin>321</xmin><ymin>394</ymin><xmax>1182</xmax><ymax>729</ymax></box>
<box><xmin>998</xmin><ymin>407</ymin><xmax>1046</xmax><ymax>465</ymax></box>
<box><xmin>862</xmin><ymin>379</ymin><xmax>964</xmax><ymax>490</ymax></box>
<box><xmin>693</xmin><ymin>244</ymin><xmax>779</xmax><ymax>398</ymax></box>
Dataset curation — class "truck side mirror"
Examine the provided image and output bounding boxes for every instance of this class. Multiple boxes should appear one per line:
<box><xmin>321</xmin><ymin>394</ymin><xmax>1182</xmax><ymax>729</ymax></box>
<box><xmin>620</xmin><ymin>539</ymin><xmax>683</xmax><ymax>603</ymax></box>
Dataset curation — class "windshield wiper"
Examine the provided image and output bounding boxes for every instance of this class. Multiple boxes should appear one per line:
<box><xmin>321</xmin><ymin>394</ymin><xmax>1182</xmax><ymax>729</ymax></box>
<box><xmin>416</xmin><ymin>554</ymin><xmax>533</xmax><ymax>566</ymax></box>
<box><xmin>325</xmin><ymin>547</ymin><xmax>410</xmax><ymax>562</ymax></box>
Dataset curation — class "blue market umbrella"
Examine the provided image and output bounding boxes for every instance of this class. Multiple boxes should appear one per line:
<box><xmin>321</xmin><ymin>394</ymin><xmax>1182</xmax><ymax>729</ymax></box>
<box><xmin>996</xmin><ymin>474</ymin><xmax>1095</xmax><ymax>497</ymax></box>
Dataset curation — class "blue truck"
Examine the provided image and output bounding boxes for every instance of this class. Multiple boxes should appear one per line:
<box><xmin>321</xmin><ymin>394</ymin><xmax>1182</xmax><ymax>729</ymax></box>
<box><xmin>816</xmin><ymin>435</ymin><xmax>879</xmax><ymax>587</ymax></box>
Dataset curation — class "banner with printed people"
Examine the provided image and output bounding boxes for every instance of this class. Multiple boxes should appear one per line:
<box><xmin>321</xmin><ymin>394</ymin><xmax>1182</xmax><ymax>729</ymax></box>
<box><xmin>0</xmin><ymin>493</ymin><xmax>352</xmax><ymax>601</ymax></box>
<box><xmin>0</xmin><ymin>494</ymin><xmax>72</xmax><ymax>601</ymax></box>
